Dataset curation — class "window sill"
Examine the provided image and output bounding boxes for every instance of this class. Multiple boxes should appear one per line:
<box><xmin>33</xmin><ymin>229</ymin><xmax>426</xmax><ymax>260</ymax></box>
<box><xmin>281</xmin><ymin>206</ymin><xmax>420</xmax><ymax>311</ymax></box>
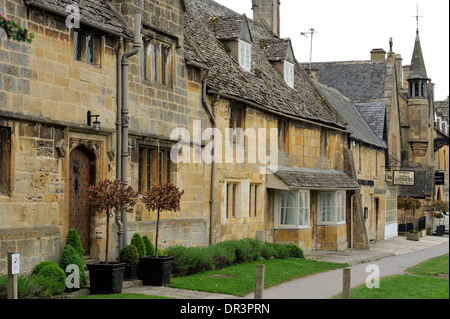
<box><xmin>316</xmin><ymin>223</ymin><xmax>346</xmax><ymax>227</ymax></box>
<box><xmin>275</xmin><ymin>226</ymin><xmax>311</xmax><ymax>230</ymax></box>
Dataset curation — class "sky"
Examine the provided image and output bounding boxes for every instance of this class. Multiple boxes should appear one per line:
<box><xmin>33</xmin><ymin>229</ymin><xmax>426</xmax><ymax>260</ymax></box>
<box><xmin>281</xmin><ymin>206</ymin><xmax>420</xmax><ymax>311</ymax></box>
<box><xmin>214</xmin><ymin>0</ymin><xmax>449</xmax><ymax>101</ymax></box>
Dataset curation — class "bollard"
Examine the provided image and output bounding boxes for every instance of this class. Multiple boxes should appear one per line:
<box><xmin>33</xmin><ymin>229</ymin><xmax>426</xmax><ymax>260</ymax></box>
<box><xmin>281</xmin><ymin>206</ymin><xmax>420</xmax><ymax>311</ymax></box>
<box><xmin>343</xmin><ymin>268</ymin><xmax>351</xmax><ymax>300</ymax></box>
<box><xmin>254</xmin><ymin>264</ymin><xmax>265</xmax><ymax>299</ymax></box>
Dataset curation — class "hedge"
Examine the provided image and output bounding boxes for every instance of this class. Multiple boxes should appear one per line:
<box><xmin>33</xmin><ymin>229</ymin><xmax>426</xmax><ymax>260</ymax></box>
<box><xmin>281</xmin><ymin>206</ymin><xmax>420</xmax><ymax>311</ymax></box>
<box><xmin>166</xmin><ymin>239</ymin><xmax>304</xmax><ymax>278</ymax></box>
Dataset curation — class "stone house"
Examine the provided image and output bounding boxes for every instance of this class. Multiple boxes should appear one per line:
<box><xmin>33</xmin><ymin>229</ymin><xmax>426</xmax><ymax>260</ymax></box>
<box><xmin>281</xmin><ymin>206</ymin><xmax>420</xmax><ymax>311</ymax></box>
<box><xmin>0</xmin><ymin>0</ymin><xmax>387</xmax><ymax>274</ymax></box>
<box><xmin>313</xmin><ymin>82</ymin><xmax>389</xmax><ymax>244</ymax></box>
<box><xmin>304</xmin><ymin>43</ymin><xmax>403</xmax><ymax>239</ymax></box>
<box><xmin>306</xmin><ymin>29</ymin><xmax>449</xmax><ymax>234</ymax></box>
<box><xmin>434</xmin><ymin>100</ymin><xmax>449</xmax><ymax>204</ymax></box>
<box><xmin>183</xmin><ymin>0</ymin><xmax>369</xmax><ymax>254</ymax></box>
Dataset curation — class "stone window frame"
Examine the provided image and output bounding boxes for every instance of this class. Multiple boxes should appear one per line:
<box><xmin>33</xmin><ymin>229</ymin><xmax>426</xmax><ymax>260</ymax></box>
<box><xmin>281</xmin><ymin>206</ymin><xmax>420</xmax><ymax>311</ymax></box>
<box><xmin>278</xmin><ymin>119</ymin><xmax>289</xmax><ymax>154</ymax></box>
<box><xmin>73</xmin><ymin>29</ymin><xmax>102</xmax><ymax>66</ymax></box>
<box><xmin>138</xmin><ymin>145</ymin><xmax>172</xmax><ymax>194</ymax></box>
<box><xmin>317</xmin><ymin>190</ymin><xmax>346</xmax><ymax>226</ymax></box>
<box><xmin>274</xmin><ymin>189</ymin><xmax>311</xmax><ymax>229</ymax></box>
<box><xmin>0</xmin><ymin>126</ymin><xmax>11</xmax><ymax>195</ymax></box>
<box><xmin>226</xmin><ymin>182</ymin><xmax>240</xmax><ymax>219</ymax></box>
<box><xmin>228</xmin><ymin>105</ymin><xmax>246</xmax><ymax>146</ymax></box>
<box><xmin>143</xmin><ymin>37</ymin><xmax>174</xmax><ymax>87</ymax></box>
<box><xmin>248</xmin><ymin>183</ymin><xmax>262</xmax><ymax>218</ymax></box>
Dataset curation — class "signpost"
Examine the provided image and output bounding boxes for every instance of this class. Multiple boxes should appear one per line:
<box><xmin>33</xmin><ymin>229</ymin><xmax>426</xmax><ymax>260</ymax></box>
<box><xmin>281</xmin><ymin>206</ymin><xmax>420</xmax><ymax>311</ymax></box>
<box><xmin>7</xmin><ymin>253</ymin><xmax>19</xmax><ymax>299</ymax></box>
<box><xmin>393</xmin><ymin>170</ymin><xmax>416</xmax><ymax>186</ymax></box>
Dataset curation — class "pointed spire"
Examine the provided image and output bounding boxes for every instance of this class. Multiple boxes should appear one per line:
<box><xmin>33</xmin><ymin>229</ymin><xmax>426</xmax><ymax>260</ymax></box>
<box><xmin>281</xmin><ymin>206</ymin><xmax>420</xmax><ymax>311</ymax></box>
<box><xmin>407</xmin><ymin>30</ymin><xmax>428</xmax><ymax>80</ymax></box>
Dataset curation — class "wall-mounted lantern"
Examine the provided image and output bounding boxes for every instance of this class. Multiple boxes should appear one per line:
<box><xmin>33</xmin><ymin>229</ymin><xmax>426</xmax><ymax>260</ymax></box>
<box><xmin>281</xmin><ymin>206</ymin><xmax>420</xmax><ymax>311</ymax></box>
<box><xmin>87</xmin><ymin>111</ymin><xmax>101</xmax><ymax>132</ymax></box>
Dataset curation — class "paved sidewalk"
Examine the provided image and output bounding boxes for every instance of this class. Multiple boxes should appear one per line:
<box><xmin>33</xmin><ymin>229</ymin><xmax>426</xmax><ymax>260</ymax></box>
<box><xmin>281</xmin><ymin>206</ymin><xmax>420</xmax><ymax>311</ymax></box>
<box><xmin>123</xmin><ymin>235</ymin><xmax>449</xmax><ymax>299</ymax></box>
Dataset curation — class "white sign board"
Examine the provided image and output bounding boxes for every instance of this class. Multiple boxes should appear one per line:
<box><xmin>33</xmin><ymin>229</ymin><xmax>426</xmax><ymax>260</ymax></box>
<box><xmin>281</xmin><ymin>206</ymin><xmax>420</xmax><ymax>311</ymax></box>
<box><xmin>393</xmin><ymin>171</ymin><xmax>415</xmax><ymax>186</ymax></box>
<box><xmin>11</xmin><ymin>254</ymin><xmax>20</xmax><ymax>275</ymax></box>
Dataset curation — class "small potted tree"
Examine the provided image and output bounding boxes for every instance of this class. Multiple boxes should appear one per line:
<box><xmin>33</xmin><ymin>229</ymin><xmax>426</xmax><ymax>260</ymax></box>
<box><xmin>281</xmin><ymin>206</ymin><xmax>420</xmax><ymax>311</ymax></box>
<box><xmin>119</xmin><ymin>244</ymin><xmax>140</xmax><ymax>281</ymax></box>
<box><xmin>432</xmin><ymin>201</ymin><xmax>449</xmax><ymax>237</ymax></box>
<box><xmin>86</xmin><ymin>179</ymin><xmax>138</xmax><ymax>294</ymax></box>
<box><xmin>140</xmin><ymin>183</ymin><xmax>184</xmax><ymax>286</ymax></box>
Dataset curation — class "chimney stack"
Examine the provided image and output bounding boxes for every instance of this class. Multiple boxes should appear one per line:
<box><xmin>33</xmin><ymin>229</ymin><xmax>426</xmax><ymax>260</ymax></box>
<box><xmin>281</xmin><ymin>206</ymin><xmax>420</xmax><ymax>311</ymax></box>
<box><xmin>252</xmin><ymin>0</ymin><xmax>281</xmax><ymax>37</ymax></box>
<box><xmin>370</xmin><ymin>48</ymin><xmax>386</xmax><ymax>61</ymax></box>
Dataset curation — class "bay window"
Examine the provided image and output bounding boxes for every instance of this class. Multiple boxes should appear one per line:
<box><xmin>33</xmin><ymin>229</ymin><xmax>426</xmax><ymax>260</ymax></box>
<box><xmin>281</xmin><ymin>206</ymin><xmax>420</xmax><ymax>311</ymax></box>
<box><xmin>276</xmin><ymin>190</ymin><xmax>310</xmax><ymax>228</ymax></box>
<box><xmin>318</xmin><ymin>191</ymin><xmax>346</xmax><ymax>225</ymax></box>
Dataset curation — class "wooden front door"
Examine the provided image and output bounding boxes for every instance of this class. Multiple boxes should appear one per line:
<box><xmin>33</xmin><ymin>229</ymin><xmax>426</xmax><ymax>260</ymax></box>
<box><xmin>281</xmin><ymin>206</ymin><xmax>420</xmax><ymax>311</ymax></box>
<box><xmin>69</xmin><ymin>147</ymin><xmax>95</xmax><ymax>256</ymax></box>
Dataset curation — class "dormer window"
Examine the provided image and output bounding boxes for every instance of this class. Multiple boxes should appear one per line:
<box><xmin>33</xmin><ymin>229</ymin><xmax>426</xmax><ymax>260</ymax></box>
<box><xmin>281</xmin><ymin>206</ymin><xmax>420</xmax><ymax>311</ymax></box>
<box><xmin>284</xmin><ymin>61</ymin><xmax>294</xmax><ymax>88</ymax></box>
<box><xmin>212</xmin><ymin>14</ymin><xmax>253</xmax><ymax>72</ymax></box>
<box><xmin>263</xmin><ymin>38</ymin><xmax>296</xmax><ymax>88</ymax></box>
<box><xmin>239</xmin><ymin>40</ymin><xmax>251</xmax><ymax>72</ymax></box>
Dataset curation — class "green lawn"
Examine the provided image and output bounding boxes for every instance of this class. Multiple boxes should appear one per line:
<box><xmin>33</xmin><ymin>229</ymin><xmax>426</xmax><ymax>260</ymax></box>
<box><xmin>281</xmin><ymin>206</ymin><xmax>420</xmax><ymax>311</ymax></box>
<box><xmin>78</xmin><ymin>293</ymin><xmax>174</xmax><ymax>299</ymax></box>
<box><xmin>334</xmin><ymin>254</ymin><xmax>449</xmax><ymax>299</ymax></box>
<box><xmin>169</xmin><ymin>258</ymin><xmax>348</xmax><ymax>297</ymax></box>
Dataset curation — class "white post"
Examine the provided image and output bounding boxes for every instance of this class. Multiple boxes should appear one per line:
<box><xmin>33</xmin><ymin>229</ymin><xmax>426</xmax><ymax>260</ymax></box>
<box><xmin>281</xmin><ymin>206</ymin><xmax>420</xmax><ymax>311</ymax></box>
<box><xmin>7</xmin><ymin>253</ymin><xmax>18</xmax><ymax>300</ymax></box>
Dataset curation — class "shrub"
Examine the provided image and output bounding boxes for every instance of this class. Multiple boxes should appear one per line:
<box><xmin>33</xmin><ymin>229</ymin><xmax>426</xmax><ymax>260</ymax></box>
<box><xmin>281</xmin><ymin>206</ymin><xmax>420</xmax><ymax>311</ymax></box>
<box><xmin>259</xmin><ymin>242</ymin><xmax>276</xmax><ymax>259</ymax></box>
<box><xmin>33</xmin><ymin>263</ymin><xmax>66</xmax><ymax>294</ymax></box>
<box><xmin>288</xmin><ymin>243</ymin><xmax>305</xmax><ymax>259</ymax></box>
<box><xmin>131</xmin><ymin>233</ymin><xmax>146</xmax><ymax>257</ymax></box>
<box><xmin>166</xmin><ymin>246</ymin><xmax>212</xmax><ymax>277</ymax></box>
<box><xmin>59</xmin><ymin>244</ymin><xmax>86</xmax><ymax>288</ymax></box>
<box><xmin>143</xmin><ymin>235</ymin><xmax>155</xmax><ymax>257</ymax></box>
<box><xmin>33</xmin><ymin>261</ymin><xmax>59</xmax><ymax>276</ymax></box>
<box><xmin>207</xmin><ymin>245</ymin><xmax>235</xmax><ymax>270</ymax></box>
<box><xmin>28</xmin><ymin>274</ymin><xmax>66</xmax><ymax>298</ymax></box>
<box><xmin>271</xmin><ymin>243</ymin><xmax>290</xmax><ymax>259</ymax></box>
<box><xmin>119</xmin><ymin>245</ymin><xmax>140</xmax><ymax>265</ymax></box>
<box><xmin>65</xmin><ymin>229</ymin><xmax>84</xmax><ymax>257</ymax></box>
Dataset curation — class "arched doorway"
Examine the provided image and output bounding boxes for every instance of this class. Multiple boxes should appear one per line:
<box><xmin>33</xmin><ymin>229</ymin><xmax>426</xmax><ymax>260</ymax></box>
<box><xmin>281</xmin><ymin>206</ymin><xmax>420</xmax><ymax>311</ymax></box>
<box><xmin>69</xmin><ymin>146</ymin><xmax>96</xmax><ymax>256</ymax></box>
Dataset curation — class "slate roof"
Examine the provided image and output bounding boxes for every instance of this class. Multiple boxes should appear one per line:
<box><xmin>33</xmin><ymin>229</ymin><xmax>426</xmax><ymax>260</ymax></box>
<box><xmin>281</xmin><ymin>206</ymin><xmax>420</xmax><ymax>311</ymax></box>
<box><xmin>303</xmin><ymin>61</ymin><xmax>388</xmax><ymax>103</ymax></box>
<box><xmin>24</xmin><ymin>0</ymin><xmax>131</xmax><ymax>37</ymax></box>
<box><xmin>183</xmin><ymin>0</ymin><xmax>347</xmax><ymax>129</ymax></box>
<box><xmin>398</xmin><ymin>170</ymin><xmax>434</xmax><ymax>199</ymax></box>
<box><xmin>354</xmin><ymin>102</ymin><xmax>386</xmax><ymax>140</ymax></box>
<box><xmin>435</xmin><ymin>100</ymin><xmax>449</xmax><ymax>122</ymax></box>
<box><xmin>263</xmin><ymin>38</ymin><xmax>294</xmax><ymax>62</ymax></box>
<box><xmin>314</xmin><ymin>82</ymin><xmax>386</xmax><ymax>149</ymax></box>
<box><xmin>213</xmin><ymin>15</ymin><xmax>250</xmax><ymax>41</ymax></box>
<box><xmin>408</xmin><ymin>31</ymin><xmax>428</xmax><ymax>80</ymax></box>
<box><xmin>273</xmin><ymin>167</ymin><xmax>360</xmax><ymax>190</ymax></box>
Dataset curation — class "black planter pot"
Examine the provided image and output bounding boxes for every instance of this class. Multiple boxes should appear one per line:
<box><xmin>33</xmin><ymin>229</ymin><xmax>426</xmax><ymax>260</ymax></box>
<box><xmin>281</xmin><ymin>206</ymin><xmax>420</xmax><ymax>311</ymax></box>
<box><xmin>87</xmin><ymin>262</ymin><xmax>127</xmax><ymax>295</ymax></box>
<box><xmin>124</xmin><ymin>264</ymin><xmax>139</xmax><ymax>281</ymax></box>
<box><xmin>398</xmin><ymin>224</ymin><xmax>407</xmax><ymax>232</ymax></box>
<box><xmin>436</xmin><ymin>225</ymin><xmax>445</xmax><ymax>237</ymax></box>
<box><xmin>407</xmin><ymin>223</ymin><xmax>414</xmax><ymax>232</ymax></box>
<box><xmin>139</xmin><ymin>256</ymin><xmax>174</xmax><ymax>287</ymax></box>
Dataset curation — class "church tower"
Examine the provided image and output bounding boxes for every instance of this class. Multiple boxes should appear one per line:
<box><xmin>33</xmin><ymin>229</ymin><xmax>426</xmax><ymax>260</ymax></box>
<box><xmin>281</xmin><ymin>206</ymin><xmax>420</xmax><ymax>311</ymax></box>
<box><xmin>406</xmin><ymin>29</ymin><xmax>432</xmax><ymax>164</ymax></box>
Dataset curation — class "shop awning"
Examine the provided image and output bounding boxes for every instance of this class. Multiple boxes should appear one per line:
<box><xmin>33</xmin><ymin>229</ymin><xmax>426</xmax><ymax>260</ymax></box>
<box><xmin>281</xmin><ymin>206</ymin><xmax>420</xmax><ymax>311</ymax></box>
<box><xmin>267</xmin><ymin>167</ymin><xmax>360</xmax><ymax>190</ymax></box>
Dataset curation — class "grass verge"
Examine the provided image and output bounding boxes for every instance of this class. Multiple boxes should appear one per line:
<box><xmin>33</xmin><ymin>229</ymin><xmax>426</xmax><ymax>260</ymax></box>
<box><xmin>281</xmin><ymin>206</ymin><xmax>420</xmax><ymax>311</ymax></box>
<box><xmin>78</xmin><ymin>293</ymin><xmax>174</xmax><ymax>299</ymax></box>
<box><xmin>169</xmin><ymin>258</ymin><xmax>348</xmax><ymax>297</ymax></box>
<box><xmin>333</xmin><ymin>254</ymin><xmax>449</xmax><ymax>299</ymax></box>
